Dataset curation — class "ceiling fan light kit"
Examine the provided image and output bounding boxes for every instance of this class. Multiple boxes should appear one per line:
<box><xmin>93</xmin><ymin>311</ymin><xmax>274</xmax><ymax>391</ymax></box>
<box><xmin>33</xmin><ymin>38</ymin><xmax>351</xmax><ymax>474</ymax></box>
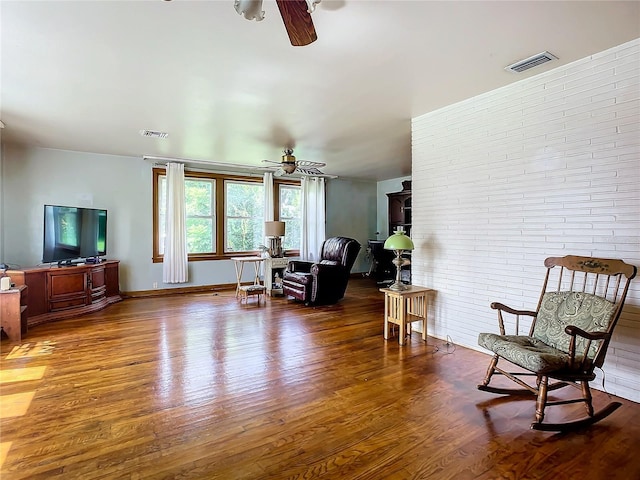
<box><xmin>281</xmin><ymin>148</ymin><xmax>297</xmax><ymax>174</ymax></box>
<box><xmin>234</xmin><ymin>0</ymin><xmax>265</xmax><ymax>21</ymax></box>
<box><xmin>235</xmin><ymin>0</ymin><xmax>321</xmax><ymax>46</ymax></box>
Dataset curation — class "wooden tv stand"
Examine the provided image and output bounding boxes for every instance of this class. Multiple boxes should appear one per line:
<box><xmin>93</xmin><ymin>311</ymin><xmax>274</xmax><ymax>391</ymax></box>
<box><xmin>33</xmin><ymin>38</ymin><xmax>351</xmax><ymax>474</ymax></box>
<box><xmin>6</xmin><ymin>260</ymin><xmax>121</xmax><ymax>327</ymax></box>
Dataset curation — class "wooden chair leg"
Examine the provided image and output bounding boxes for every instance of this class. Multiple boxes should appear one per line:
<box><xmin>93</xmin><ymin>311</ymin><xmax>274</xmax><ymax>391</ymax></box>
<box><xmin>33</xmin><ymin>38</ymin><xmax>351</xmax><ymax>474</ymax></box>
<box><xmin>535</xmin><ymin>376</ymin><xmax>548</xmax><ymax>424</ymax></box>
<box><xmin>480</xmin><ymin>355</ymin><xmax>499</xmax><ymax>387</ymax></box>
<box><xmin>581</xmin><ymin>380</ymin><xmax>594</xmax><ymax>417</ymax></box>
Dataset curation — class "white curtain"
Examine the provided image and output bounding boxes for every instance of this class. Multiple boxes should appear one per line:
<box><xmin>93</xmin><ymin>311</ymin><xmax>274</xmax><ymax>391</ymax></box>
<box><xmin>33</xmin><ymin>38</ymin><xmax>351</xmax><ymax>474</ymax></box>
<box><xmin>262</xmin><ymin>172</ymin><xmax>274</xmax><ymax>264</ymax></box>
<box><xmin>263</xmin><ymin>172</ymin><xmax>274</xmax><ymax>222</ymax></box>
<box><xmin>163</xmin><ymin>162</ymin><xmax>188</xmax><ymax>283</ymax></box>
<box><xmin>300</xmin><ymin>176</ymin><xmax>325</xmax><ymax>261</ymax></box>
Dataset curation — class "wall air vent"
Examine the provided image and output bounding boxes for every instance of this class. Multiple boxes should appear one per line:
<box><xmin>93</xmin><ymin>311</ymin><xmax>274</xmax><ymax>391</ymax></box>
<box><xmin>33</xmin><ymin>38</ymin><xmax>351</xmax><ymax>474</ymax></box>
<box><xmin>139</xmin><ymin>129</ymin><xmax>169</xmax><ymax>139</ymax></box>
<box><xmin>505</xmin><ymin>51</ymin><xmax>558</xmax><ymax>73</ymax></box>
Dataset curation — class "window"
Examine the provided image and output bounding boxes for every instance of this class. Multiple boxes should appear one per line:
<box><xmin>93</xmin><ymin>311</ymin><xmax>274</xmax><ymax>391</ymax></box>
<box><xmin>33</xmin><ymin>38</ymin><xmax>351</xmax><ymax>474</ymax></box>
<box><xmin>153</xmin><ymin>168</ymin><xmax>298</xmax><ymax>262</ymax></box>
<box><xmin>225</xmin><ymin>180</ymin><xmax>264</xmax><ymax>253</ymax></box>
<box><xmin>185</xmin><ymin>178</ymin><xmax>216</xmax><ymax>253</ymax></box>
<box><xmin>278</xmin><ymin>184</ymin><xmax>301</xmax><ymax>251</ymax></box>
<box><xmin>157</xmin><ymin>176</ymin><xmax>216</xmax><ymax>256</ymax></box>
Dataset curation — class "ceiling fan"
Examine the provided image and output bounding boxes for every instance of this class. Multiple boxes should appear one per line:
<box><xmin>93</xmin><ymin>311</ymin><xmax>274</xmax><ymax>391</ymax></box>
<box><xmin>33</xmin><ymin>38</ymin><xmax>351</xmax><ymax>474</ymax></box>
<box><xmin>263</xmin><ymin>148</ymin><xmax>327</xmax><ymax>175</ymax></box>
<box><xmin>234</xmin><ymin>0</ymin><xmax>321</xmax><ymax>46</ymax></box>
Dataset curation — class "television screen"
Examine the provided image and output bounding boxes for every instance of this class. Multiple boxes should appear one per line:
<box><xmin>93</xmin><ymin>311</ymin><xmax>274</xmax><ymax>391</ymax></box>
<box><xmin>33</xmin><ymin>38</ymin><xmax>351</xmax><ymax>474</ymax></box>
<box><xmin>43</xmin><ymin>205</ymin><xmax>107</xmax><ymax>264</ymax></box>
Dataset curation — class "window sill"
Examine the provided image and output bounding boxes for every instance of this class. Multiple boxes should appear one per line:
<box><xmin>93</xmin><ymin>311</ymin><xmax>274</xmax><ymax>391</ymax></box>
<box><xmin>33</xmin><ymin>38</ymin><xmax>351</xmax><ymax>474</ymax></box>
<box><xmin>152</xmin><ymin>250</ymin><xmax>300</xmax><ymax>263</ymax></box>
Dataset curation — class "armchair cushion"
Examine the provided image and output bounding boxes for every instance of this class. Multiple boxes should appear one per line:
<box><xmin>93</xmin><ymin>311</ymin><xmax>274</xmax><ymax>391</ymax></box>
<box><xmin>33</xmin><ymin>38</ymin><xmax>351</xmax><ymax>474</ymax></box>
<box><xmin>286</xmin><ymin>260</ymin><xmax>313</xmax><ymax>274</ymax></box>
<box><xmin>533</xmin><ymin>291</ymin><xmax>616</xmax><ymax>361</ymax></box>
<box><xmin>478</xmin><ymin>333</ymin><xmax>571</xmax><ymax>373</ymax></box>
<box><xmin>282</xmin><ymin>270</ymin><xmax>314</xmax><ymax>287</ymax></box>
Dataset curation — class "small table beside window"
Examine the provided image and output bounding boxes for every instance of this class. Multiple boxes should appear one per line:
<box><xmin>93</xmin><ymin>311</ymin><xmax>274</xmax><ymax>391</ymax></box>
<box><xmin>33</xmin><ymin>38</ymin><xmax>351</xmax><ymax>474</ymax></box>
<box><xmin>230</xmin><ymin>256</ymin><xmax>265</xmax><ymax>301</ymax></box>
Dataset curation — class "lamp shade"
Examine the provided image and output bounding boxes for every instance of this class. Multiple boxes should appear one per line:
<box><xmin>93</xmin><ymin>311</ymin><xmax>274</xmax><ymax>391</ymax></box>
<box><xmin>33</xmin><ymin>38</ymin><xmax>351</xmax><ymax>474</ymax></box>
<box><xmin>384</xmin><ymin>230</ymin><xmax>414</xmax><ymax>251</ymax></box>
<box><xmin>265</xmin><ymin>221</ymin><xmax>286</xmax><ymax>237</ymax></box>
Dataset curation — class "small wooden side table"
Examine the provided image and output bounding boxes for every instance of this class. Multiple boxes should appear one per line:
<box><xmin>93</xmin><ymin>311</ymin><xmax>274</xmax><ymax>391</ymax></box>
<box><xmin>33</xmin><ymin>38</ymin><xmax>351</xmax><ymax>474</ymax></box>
<box><xmin>380</xmin><ymin>285</ymin><xmax>432</xmax><ymax>346</ymax></box>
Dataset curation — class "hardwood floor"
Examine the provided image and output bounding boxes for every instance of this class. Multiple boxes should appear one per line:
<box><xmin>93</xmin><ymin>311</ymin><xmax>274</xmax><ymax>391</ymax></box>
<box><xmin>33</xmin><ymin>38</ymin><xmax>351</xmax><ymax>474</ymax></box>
<box><xmin>1</xmin><ymin>278</ymin><xmax>639</xmax><ymax>479</ymax></box>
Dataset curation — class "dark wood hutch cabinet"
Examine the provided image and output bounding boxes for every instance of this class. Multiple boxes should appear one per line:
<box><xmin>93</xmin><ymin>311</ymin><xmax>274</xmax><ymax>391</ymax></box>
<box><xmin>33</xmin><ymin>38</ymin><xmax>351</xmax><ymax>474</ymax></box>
<box><xmin>387</xmin><ymin>180</ymin><xmax>412</xmax><ymax>236</ymax></box>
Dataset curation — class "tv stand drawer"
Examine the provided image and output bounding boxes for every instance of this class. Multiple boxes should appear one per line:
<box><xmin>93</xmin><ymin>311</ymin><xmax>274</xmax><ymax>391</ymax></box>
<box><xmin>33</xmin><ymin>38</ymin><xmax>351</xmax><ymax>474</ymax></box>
<box><xmin>50</xmin><ymin>296</ymin><xmax>88</xmax><ymax>312</ymax></box>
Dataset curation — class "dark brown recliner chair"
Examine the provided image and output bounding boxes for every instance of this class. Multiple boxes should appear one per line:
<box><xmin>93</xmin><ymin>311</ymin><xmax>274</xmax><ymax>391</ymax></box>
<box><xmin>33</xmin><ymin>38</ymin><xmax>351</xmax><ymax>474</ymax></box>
<box><xmin>282</xmin><ymin>237</ymin><xmax>361</xmax><ymax>305</ymax></box>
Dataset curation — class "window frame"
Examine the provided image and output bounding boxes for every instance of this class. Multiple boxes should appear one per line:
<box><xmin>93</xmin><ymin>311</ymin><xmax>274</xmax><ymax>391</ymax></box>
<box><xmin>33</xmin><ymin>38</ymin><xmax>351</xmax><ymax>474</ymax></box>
<box><xmin>152</xmin><ymin>168</ymin><xmax>300</xmax><ymax>262</ymax></box>
<box><xmin>223</xmin><ymin>178</ymin><xmax>266</xmax><ymax>255</ymax></box>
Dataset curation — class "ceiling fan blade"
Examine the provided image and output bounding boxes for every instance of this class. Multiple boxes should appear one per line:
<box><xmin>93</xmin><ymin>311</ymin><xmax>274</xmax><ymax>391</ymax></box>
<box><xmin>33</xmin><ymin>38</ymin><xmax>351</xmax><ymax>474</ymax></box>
<box><xmin>276</xmin><ymin>0</ymin><xmax>317</xmax><ymax>46</ymax></box>
<box><xmin>296</xmin><ymin>166</ymin><xmax>324</xmax><ymax>175</ymax></box>
<box><xmin>296</xmin><ymin>160</ymin><xmax>326</xmax><ymax>168</ymax></box>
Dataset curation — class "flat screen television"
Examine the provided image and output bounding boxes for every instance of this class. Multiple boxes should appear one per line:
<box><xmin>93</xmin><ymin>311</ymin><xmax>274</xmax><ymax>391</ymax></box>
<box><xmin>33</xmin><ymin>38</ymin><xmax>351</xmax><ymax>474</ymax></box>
<box><xmin>43</xmin><ymin>205</ymin><xmax>107</xmax><ymax>265</ymax></box>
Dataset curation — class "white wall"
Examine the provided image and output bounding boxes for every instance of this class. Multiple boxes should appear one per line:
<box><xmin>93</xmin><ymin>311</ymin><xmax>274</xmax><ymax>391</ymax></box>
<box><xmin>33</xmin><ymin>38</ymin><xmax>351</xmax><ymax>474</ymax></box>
<box><xmin>1</xmin><ymin>146</ymin><xmax>182</xmax><ymax>291</ymax></box>
<box><xmin>326</xmin><ymin>178</ymin><xmax>378</xmax><ymax>273</ymax></box>
<box><xmin>0</xmin><ymin>145</ymin><xmax>375</xmax><ymax>291</ymax></box>
<box><xmin>411</xmin><ymin>39</ymin><xmax>640</xmax><ymax>402</ymax></box>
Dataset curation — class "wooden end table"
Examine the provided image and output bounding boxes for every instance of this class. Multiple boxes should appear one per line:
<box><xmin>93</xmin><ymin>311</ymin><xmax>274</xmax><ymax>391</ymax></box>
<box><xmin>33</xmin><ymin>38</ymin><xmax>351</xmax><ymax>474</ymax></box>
<box><xmin>380</xmin><ymin>285</ymin><xmax>433</xmax><ymax>346</ymax></box>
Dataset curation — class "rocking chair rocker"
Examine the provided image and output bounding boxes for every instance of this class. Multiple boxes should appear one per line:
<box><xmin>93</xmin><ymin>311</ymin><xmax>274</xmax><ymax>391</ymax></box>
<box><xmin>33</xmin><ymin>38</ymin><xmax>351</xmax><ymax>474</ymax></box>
<box><xmin>477</xmin><ymin>255</ymin><xmax>636</xmax><ymax>432</ymax></box>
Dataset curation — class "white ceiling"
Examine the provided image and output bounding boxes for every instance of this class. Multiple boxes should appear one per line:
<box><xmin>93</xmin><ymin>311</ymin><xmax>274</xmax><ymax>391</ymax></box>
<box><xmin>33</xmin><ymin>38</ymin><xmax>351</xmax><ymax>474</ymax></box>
<box><xmin>2</xmin><ymin>1</ymin><xmax>639</xmax><ymax>181</ymax></box>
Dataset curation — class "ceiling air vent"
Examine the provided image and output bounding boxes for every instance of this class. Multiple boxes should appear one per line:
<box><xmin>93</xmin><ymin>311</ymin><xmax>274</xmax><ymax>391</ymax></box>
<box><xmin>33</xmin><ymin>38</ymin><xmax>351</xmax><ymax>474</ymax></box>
<box><xmin>505</xmin><ymin>51</ymin><xmax>558</xmax><ymax>73</ymax></box>
<box><xmin>139</xmin><ymin>129</ymin><xmax>169</xmax><ymax>139</ymax></box>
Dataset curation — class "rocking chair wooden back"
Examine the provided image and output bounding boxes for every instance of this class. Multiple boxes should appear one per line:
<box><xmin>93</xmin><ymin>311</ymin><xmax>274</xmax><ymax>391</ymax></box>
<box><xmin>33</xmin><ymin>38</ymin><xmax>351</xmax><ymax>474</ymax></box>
<box><xmin>477</xmin><ymin>255</ymin><xmax>637</xmax><ymax>431</ymax></box>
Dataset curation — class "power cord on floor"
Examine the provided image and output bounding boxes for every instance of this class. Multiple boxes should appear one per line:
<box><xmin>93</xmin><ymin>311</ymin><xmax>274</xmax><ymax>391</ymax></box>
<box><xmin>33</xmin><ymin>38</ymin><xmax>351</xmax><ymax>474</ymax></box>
<box><xmin>596</xmin><ymin>366</ymin><xmax>612</xmax><ymax>399</ymax></box>
<box><xmin>388</xmin><ymin>326</ymin><xmax>456</xmax><ymax>355</ymax></box>
<box><xmin>440</xmin><ymin>335</ymin><xmax>456</xmax><ymax>354</ymax></box>
<box><xmin>425</xmin><ymin>344</ymin><xmax>440</xmax><ymax>355</ymax></box>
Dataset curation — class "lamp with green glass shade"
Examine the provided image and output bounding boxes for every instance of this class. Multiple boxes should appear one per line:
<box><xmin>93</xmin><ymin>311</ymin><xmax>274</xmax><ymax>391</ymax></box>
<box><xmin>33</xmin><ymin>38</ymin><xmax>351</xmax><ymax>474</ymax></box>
<box><xmin>383</xmin><ymin>229</ymin><xmax>414</xmax><ymax>291</ymax></box>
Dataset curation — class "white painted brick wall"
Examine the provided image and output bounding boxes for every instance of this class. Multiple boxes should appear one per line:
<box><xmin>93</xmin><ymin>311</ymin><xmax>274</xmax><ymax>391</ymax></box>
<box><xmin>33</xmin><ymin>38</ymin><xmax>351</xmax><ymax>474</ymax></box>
<box><xmin>411</xmin><ymin>39</ymin><xmax>640</xmax><ymax>402</ymax></box>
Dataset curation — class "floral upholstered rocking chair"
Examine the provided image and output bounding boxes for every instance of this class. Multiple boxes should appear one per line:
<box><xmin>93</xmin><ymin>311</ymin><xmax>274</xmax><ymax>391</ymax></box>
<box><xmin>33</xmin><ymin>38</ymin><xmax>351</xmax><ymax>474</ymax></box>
<box><xmin>477</xmin><ymin>255</ymin><xmax>637</xmax><ymax>431</ymax></box>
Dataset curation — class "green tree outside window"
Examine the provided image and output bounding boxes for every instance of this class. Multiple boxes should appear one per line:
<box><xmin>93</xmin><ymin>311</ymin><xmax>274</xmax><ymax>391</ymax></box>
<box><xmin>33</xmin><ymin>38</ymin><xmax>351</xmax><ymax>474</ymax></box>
<box><xmin>280</xmin><ymin>185</ymin><xmax>301</xmax><ymax>251</ymax></box>
<box><xmin>226</xmin><ymin>181</ymin><xmax>264</xmax><ymax>252</ymax></box>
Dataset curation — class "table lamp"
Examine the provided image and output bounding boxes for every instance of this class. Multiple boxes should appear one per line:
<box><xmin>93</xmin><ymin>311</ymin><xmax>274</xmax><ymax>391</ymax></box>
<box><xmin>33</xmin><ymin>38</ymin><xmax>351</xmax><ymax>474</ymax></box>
<box><xmin>383</xmin><ymin>228</ymin><xmax>414</xmax><ymax>291</ymax></box>
<box><xmin>265</xmin><ymin>221</ymin><xmax>286</xmax><ymax>257</ymax></box>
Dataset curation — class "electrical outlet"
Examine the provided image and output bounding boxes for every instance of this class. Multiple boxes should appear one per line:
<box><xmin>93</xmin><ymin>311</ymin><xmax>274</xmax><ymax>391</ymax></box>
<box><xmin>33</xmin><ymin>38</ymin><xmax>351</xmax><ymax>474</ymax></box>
<box><xmin>153</xmin><ymin>282</ymin><xmax>158</xmax><ymax>289</ymax></box>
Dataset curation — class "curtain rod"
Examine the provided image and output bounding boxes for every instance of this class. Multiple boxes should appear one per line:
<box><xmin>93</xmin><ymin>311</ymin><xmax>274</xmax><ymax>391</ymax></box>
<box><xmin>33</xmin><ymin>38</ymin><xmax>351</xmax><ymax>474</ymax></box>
<box><xmin>143</xmin><ymin>155</ymin><xmax>338</xmax><ymax>179</ymax></box>
<box><xmin>143</xmin><ymin>155</ymin><xmax>266</xmax><ymax>171</ymax></box>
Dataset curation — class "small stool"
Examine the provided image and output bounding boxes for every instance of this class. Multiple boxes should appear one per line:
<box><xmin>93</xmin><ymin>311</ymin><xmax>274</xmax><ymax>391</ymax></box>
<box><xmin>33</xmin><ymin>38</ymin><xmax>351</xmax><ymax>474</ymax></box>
<box><xmin>238</xmin><ymin>285</ymin><xmax>266</xmax><ymax>304</ymax></box>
